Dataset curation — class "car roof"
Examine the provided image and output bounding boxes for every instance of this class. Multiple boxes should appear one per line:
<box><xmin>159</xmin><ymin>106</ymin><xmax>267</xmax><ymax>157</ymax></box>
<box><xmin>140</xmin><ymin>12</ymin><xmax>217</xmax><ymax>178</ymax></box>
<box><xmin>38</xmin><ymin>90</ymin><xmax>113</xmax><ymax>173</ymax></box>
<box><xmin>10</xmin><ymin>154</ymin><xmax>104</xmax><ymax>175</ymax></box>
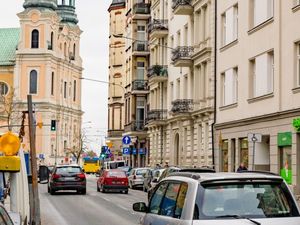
<box><xmin>55</xmin><ymin>164</ymin><xmax>80</xmax><ymax>168</ymax></box>
<box><xmin>166</xmin><ymin>171</ymin><xmax>283</xmax><ymax>184</ymax></box>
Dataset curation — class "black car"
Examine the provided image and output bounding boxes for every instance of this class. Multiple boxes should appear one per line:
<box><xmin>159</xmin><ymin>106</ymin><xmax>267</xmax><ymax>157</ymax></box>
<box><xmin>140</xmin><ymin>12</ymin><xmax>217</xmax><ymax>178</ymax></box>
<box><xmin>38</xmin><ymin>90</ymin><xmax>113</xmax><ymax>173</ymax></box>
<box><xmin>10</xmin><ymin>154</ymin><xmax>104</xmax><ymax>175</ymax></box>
<box><xmin>48</xmin><ymin>164</ymin><xmax>86</xmax><ymax>195</ymax></box>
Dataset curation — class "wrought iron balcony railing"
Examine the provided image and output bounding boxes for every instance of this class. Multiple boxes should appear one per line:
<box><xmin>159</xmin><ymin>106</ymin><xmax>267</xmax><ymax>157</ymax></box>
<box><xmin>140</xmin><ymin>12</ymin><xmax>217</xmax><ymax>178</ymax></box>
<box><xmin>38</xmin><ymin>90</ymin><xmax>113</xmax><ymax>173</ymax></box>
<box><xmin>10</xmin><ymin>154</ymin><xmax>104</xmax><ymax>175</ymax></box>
<box><xmin>172</xmin><ymin>0</ymin><xmax>192</xmax><ymax>10</ymax></box>
<box><xmin>171</xmin><ymin>99</ymin><xmax>194</xmax><ymax>113</ymax></box>
<box><xmin>124</xmin><ymin>120</ymin><xmax>146</xmax><ymax>132</ymax></box>
<box><xmin>146</xmin><ymin>109</ymin><xmax>167</xmax><ymax>122</ymax></box>
<box><xmin>133</xmin><ymin>3</ymin><xmax>150</xmax><ymax>15</ymax></box>
<box><xmin>147</xmin><ymin>65</ymin><xmax>168</xmax><ymax>79</ymax></box>
<box><xmin>132</xmin><ymin>80</ymin><xmax>148</xmax><ymax>91</ymax></box>
<box><xmin>107</xmin><ymin>130</ymin><xmax>123</xmax><ymax>137</ymax></box>
<box><xmin>148</xmin><ymin>19</ymin><xmax>168</xmax><ymax>33</ymax></box>
<box><xmin>171</xmin><ymin>46</ymin><xmax>194</xmax><ymax>62</ymax></box>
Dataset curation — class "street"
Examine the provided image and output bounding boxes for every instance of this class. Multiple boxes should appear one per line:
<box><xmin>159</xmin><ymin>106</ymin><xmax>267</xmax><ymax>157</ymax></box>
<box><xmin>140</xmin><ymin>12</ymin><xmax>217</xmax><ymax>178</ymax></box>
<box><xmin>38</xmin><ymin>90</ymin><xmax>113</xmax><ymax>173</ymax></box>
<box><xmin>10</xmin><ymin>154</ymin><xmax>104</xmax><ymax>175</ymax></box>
<box><xmin>39</xmin><ymin>175</ymin><xmax>146</xmax><ymax>225</ymax></box>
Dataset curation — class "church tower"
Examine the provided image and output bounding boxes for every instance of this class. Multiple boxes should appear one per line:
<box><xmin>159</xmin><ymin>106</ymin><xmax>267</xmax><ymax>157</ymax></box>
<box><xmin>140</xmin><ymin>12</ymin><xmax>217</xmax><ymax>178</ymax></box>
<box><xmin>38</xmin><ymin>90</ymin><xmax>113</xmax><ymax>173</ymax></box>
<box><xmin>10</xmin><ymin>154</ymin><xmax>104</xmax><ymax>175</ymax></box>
<box><xmin>14</xmin><ymin>0</ymin><xmax>83</xmax><ymax>165</ymax></box>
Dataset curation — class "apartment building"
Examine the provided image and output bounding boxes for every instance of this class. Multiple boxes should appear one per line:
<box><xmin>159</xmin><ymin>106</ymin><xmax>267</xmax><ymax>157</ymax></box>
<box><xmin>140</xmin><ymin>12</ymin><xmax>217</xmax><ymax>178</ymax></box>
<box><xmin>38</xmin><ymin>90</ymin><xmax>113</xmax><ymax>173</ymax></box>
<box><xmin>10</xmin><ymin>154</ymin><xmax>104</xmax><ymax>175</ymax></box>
<box><xmin>0</xmin><ymin>0</ymin><xmax>83</xmax><ymax>165</ymax></box>
<box><xmin>147</xmin><ymin>0</ymin><xmax>215</xmax><ymax>167</ymax></box>
<box><xmin>122</xmin><ymin>0</ymin><xmax>151</xmax><ymax>167</ymax></box>
<box><xmin>107</xmin><ymin>0</ymin><xmax>126</xmax><ymax>159</ymax></box>
<box><xmin>215</xmin><ymin>0</ymin><xmax>300</xmax><ymax>193</ymax></box>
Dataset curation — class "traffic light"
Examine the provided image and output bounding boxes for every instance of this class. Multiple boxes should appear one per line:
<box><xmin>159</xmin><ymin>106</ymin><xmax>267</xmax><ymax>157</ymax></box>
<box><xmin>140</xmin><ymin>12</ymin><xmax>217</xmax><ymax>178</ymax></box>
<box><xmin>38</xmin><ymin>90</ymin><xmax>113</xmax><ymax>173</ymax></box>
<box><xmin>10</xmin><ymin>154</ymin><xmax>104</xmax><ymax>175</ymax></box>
<box><xmin>50</xmin><ymin>120</ymin><xmax>56</xmax><ymax>131</ymax></box>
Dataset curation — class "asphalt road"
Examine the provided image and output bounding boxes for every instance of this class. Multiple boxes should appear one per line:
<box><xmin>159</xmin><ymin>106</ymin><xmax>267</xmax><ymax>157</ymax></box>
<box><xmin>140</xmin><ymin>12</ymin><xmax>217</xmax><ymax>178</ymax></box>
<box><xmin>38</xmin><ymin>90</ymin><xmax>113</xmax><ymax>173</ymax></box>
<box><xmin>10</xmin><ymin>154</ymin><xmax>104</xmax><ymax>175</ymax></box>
<box><xmin>39</xmin><ymin>175</ymin><xmax>147</xmax><ymax>225</ymax></box>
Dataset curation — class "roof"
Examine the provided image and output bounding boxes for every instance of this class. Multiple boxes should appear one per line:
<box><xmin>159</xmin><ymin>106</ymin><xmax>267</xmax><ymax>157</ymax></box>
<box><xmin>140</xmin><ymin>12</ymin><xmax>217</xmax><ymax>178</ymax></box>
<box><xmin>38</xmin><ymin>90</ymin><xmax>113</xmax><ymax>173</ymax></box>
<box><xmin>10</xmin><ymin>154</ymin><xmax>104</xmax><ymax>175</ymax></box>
<box><xmin>0</xmin><ymin>28</ymin><xmax>20</xmax><ymax>66</ymax></box>
<box><xmin>108</xmin><ymin>0</ymin><xmax>125</xmax><ymax>11</ymax></box>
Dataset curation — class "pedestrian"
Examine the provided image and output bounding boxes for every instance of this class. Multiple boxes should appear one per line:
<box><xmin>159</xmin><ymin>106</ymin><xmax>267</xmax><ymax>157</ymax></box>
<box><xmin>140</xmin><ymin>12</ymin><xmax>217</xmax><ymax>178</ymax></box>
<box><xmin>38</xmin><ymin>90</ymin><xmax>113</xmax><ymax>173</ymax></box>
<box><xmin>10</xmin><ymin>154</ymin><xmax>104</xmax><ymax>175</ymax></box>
<box><xmin>164</xmin><ymin>162</ymin><xmax>169</xmax><ymax>168</ymax></box>
<box><xmin>237</xmin><ymin>162</ymin><xmax>248</xmax><ymax>172</ymax></box>
<box><xmin>155</xmin><ymin>163</ymin><xmax>161</xmax><ymax>169</ymax></box>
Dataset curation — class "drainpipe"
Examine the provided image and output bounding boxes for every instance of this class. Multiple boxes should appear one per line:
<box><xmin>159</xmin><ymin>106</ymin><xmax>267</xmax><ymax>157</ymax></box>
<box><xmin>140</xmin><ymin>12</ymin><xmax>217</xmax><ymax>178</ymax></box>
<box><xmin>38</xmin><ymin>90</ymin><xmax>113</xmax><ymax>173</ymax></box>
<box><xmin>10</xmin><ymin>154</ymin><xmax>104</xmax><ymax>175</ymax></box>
<box><xmin>211</xmin><ymin>0</ymin><xmax>217</xmax><ymax>168</ymax></box>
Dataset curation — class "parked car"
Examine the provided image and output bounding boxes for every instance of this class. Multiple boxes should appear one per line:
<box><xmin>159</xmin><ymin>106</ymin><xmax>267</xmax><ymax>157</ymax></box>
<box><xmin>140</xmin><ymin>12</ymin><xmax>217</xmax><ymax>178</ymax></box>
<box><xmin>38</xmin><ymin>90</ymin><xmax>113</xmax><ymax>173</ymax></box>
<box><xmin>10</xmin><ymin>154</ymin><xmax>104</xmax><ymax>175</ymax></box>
<box><xmin>142</xmin><ymin>168</ymin><xmax>154</xmax><ymax>192</ymax></box>
<box><xmin>147</xmin><ymin>166</ymin><xmax>215</xmax><ymax>200</ymax></box>
<box><xmin>118</xmin><ymin>166</ymin><xmax>132</xmax><ymax>176</ymax></box>
<box><xmin>47</xmin><ymin>165</ymin><xmax>55</xmax><ymax>175</ymax></box>
<box><xmin>97</xmin><ymin>169</ymin><xmax>128</xmax><ymax>194</ymax></box>
<box><xmin>128</xmin><ymin>167</ymin><xmax>151</xmax><ymax>189</ymax></box>
<box><xmin>143</xmin><ymin>168</ymin><xmax>165</xmax><ymax>192</ymax></box>
<box><xmin>133</xmin><ymin>171</ymin><xmax>300</xmax><ymax>225</ymax></box>
<box><xmin>48</xmin><ymin>164</ymin><xmax>86</xmax><ymax>195</ymax></box>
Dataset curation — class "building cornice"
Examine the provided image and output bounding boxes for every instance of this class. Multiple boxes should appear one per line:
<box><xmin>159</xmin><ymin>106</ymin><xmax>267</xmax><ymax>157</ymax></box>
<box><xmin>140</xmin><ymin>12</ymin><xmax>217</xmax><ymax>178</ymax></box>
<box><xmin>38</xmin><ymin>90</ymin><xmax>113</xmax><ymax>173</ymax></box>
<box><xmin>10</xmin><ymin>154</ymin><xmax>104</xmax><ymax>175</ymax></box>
<box><xmin>215</xmin><ymin>108</ymin><xmax>300</xmax><ymax>130</ymax></box>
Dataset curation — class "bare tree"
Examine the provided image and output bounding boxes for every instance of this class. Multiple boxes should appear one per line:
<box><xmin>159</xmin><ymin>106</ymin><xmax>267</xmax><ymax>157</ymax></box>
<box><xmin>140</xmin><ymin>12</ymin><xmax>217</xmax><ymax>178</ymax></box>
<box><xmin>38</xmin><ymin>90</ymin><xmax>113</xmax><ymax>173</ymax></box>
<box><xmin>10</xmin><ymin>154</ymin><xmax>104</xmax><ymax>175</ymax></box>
<box><xmin>0</xmin><ymin>86</ymin><xmax>21</xmax><ymax>131</ymax></box>
<box><xmin>67</xmin><ymin>129</ymin><xmax>89</xmax><ymax>163</ymax></box>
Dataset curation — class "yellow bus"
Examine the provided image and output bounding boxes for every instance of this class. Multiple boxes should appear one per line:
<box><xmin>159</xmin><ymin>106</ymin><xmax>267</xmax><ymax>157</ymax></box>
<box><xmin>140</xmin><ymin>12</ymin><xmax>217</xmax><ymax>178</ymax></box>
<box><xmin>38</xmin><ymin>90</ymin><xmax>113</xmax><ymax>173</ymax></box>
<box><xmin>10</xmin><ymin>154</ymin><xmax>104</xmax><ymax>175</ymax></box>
<box><xmin>82</xmin><ymin>157</ymin><xmax>100</xmax><ymax>174</ymax></box>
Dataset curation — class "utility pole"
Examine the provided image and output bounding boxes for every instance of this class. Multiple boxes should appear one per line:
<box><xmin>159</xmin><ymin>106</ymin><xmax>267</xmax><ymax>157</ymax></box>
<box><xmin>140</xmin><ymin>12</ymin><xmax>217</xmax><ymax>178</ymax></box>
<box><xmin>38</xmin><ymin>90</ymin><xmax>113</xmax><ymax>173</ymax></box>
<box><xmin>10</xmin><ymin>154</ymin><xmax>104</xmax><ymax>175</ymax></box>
<box><xmin>27</xmin><ymin>95</ymin><xmax>41</xmax><ymax>225</ymax></box>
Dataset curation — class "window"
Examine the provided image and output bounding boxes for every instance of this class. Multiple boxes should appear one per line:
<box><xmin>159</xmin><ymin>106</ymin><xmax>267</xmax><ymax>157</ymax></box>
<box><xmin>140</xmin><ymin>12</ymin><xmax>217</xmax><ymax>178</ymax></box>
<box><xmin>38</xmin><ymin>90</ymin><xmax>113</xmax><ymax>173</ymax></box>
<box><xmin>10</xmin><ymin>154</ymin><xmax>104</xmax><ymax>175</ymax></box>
<box><xmin>64</xmin><ymin>81</ymin><xmax>67</xmax><ymax>98</ymax></box>
<box><xmin>222</xmin><ymin>67</ymin><xmax>238</xmax><ymax>106</ymax></box>
<box><xmin>0</xmin><ymin>82</ymin><xmax>9</xmax><ymax>95</ymax></box>
<box><xmin>149</xmin><ymin>182</ymin><xmax>168</xmax><ymax>214</ymax></box>
<box><xmin>297</xmin><ymin>43</ymin><xmax>300</xmax><ymax>86</ymax></box>
<box><xmin>251</xmin><ymin>51</ymin><xmax>274</xmax><ymax>97</ymax></box>
<box><xmin>137</xmin><ymin>61</ymin><xmax>145</xmax><ymax>80</ymax></box>
<box><xmin>29</xmin><ymin>70</ymin><xmax>38</xmax><ymax>94</ymax></box>
<box><xmin>73</xmin><ymin>43</ymin><xmax>76</xmax><ymax>60</ymax></box>
<box><xmin>222</xmin><ymin>5</ymin><xmax>238</xmax><ymax>46</ymax></box>
<box><xmin>136</xmin><ymin>97</ymin><xmax>145</xmax><ymax>128</ymax></box>
<box><xmin>31</xmin><ymin>29</ymin><xmax>39</xmax><ymax>48</ymax></box>
<box><xmin>49</xmin><ymin>32</ymin><xmax>54</xmax><ymax>50</ymax></box>
<box><xmin>51</xmin><ymin>72</ymin><xmax>54</xmax><ymax>95</ymax></box>
<box><xmin>253</xmin><ymin>0</ymin><xmax>273</xmax><ymax>27</ymax></box>
<box><xmin>73</xmin><ymin>80</ymin><xmax>76</xmax><ymax>101</ymax></box>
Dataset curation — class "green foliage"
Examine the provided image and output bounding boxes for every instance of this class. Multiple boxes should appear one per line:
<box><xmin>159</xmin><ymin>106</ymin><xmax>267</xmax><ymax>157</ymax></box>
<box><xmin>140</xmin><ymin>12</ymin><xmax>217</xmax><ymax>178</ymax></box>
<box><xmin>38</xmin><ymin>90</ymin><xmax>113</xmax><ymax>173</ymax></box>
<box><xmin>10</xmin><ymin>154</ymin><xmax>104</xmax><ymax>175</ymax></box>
<box><xmin>293</xmin><ymin>118</ymin><xmax>300</xmax><ymax>132</ymax></box>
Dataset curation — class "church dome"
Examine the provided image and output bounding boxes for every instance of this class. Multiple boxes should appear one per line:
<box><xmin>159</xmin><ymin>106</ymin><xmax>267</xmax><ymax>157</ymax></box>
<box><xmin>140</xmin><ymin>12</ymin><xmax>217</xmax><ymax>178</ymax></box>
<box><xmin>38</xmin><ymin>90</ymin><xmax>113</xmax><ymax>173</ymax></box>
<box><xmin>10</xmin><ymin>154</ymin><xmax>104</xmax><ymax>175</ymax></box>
<box><xmin>23</xmin><ymin>0</ymin><xmax>57</xmax><ymax>11</ymax></box>
<box><xmin>56</xmin><ymin>0</ymin><xmax>78</xmax><ymax>25</ymax></box>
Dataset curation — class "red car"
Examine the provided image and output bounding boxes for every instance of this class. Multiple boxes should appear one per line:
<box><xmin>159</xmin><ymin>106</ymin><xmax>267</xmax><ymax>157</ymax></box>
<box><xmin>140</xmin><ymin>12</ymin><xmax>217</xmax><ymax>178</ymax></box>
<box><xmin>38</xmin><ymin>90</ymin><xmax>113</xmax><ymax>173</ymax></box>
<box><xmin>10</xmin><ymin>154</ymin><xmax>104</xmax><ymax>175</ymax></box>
<box><xmin>97</xmin><ymin>169</ymin><xmax>128</xmax><ymax>194</ymax></box>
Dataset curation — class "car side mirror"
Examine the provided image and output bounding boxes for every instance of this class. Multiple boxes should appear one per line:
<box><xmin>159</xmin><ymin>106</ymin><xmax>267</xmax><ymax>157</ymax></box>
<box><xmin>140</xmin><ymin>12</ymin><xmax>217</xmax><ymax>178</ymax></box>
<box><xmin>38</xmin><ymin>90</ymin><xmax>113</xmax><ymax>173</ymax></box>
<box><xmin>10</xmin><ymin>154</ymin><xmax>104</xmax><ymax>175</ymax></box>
<box><xmin>133</xmin><ymin>202</ymin><xmax>147</xmax><ymax>213</ymax></box>
<box><xmin>39</xmin><ymin>165</ymin><xmax>49</xmax><ymax>184</ymax></box>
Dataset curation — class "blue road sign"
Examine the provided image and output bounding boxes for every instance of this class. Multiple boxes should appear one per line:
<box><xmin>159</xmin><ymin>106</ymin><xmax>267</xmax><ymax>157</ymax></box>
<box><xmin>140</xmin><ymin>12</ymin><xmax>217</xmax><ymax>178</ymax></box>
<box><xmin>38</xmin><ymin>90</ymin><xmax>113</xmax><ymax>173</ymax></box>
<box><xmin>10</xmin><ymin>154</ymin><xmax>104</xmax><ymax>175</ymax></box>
<box><xmin>122</xmin><ymin>136</ymin><xmax>131</xmax><ymax>145</ymax></box>
<box><xmin>123</xmin><ymin>147</ymin><xmax>130</xmax><ymax>155</ymax></box>
<box><xmin>132</xmin><ymin>148</ymin><xmax>137</xmax><ymax>155</ymax></box>
<box><xmin>105</xmin><ymin>149</ymin><xmax>111</xmax><ymax>155</ymax></box>
<box><xmin>138</xmin><ymin>148</ymin><xmax>145</xmax><ymax>155</ymax></box>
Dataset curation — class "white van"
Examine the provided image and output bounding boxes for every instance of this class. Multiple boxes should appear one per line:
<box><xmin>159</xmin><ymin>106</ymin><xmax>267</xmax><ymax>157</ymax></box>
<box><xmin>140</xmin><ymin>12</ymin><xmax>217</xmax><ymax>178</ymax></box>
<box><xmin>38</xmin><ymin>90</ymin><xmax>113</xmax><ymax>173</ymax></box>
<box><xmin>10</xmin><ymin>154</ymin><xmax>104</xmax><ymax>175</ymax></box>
<box><xmin>103</xmin><ymin>160</ymin><xmax>126</xmax><ymax>170</ymax></box>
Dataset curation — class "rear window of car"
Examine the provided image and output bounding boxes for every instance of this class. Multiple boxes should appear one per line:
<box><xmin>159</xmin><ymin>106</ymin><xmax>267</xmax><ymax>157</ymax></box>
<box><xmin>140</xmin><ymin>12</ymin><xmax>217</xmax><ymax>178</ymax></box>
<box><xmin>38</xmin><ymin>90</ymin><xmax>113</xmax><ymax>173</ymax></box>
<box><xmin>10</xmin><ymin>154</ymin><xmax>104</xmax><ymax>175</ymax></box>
<box><xmin>195</xmin><ymin>181</ymin><xmax>300</xmax><ymax>219</ymax></box>
<box><xmin>136</xmin><ymin>169</ymin><xmax>148</xmax><ymax>175</ymax></box>
<box><xmin>56</xmin><ymin>166</ymin><xmax>81</xmax><ymax>174</ymax></box>
<box><xmin>108</xmin><ymin>171</ymin><xmax>126</xmax><ymax>178</ymax></box>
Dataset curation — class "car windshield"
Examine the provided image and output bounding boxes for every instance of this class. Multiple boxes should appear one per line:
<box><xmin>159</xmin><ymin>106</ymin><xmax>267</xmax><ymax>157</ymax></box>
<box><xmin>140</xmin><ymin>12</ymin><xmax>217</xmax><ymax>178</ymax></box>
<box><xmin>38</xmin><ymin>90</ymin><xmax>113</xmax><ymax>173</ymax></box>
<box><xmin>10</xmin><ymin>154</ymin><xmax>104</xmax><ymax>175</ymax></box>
<box><xmin>108</xmin><ymin>171</ymin><xmax>126</xmax><ymax>178</ymax></box>
<box><xmin>56</xmin><ymin>167</ymin><xmax>81</xmax><ymax>174</ymax></box>
<box><xmin>197</xmin><ymin>182</ymin><xmax>299</xmax><ymax>219</ymax></box>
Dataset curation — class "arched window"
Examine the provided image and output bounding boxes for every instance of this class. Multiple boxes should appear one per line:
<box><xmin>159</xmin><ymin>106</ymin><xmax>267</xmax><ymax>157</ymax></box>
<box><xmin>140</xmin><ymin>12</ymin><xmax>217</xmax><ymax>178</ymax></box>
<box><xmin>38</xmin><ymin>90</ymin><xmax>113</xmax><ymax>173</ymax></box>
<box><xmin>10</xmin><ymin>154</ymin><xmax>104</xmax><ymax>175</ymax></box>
<box><xmin>0</xmin><ymin>82</ymin><xmax>9</xmax><ymax>95</ymax></box>
<box><xmin>64</xmin><ymin>42</ymin><xmax>67</xmax><ymax>56</ymax></box>
<box><xmin>73</xmin><ymin>80</ymin><xmax>76</xmax><ymax>101</ymax></box>
<box><xmin>31</xmin><ymin>29</ymin><xmax>39</xmax><ymax>48</ymax></box>
<box><xmin>29</xmin><ymin>70</ymin><xmax>38</xmax><ymax>94</ymax></box>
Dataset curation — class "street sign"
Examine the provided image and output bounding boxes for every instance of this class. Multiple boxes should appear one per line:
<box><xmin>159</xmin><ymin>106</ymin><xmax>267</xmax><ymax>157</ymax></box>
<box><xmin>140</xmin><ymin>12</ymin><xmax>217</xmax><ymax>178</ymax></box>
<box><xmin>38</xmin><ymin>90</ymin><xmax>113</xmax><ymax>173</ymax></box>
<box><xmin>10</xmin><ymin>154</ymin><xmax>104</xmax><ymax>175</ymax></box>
<box><xmin>247</xmin><ymin>133</ymin><xmax>262</xmax><ymax>143</ymax></box>
<box><xmin>105</xmin><ymin>149</ymin><xmax>111</xmax><ymax>155</ymax></box>
<box><xmin>138</xmin><ymin>148</ymin><xmax>145</xmax><ymax>155</ymax></box>
<box><xmin>122</xmin><ymin>136</ymin><xmax>131</xmax><ymax>145</ymax></box>
<box><xmin>122</xmin><ymin>147</ymin><xmax>130</xmax><ymax>155</ymax></box>
<box><xmin>132</xmin><ymin>148</ymin><xmax>137</xmax><ymax>155</ymax></box>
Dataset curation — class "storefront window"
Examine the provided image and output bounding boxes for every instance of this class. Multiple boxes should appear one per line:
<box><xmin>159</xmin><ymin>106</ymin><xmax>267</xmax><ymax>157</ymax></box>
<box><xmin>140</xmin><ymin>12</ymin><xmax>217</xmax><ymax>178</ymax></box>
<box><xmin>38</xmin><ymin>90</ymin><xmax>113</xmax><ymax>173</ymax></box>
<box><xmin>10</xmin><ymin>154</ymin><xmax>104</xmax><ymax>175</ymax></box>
<box><xmin>280</xmin><ymin>147</ymin><xmax>292</xmax><ymax>184</ymax></box>
<box><xmin>221</xmin><ymin>140</ymin><xmax>228</xmax><ymax>172</ymax></box>
<box><xmin>240</xmin><ymin>138</ymin><xmax>249</xmax><ymax>168</ymax></box>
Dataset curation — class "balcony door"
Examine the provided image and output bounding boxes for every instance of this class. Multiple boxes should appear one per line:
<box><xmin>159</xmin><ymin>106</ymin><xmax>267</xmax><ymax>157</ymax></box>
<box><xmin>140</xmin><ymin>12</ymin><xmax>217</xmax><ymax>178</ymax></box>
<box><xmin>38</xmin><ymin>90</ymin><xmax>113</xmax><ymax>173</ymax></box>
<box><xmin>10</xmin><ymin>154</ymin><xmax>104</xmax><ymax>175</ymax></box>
<box><xmin>136</xmin><ymin>97</ymin><xmax>145</xmax><ymax>129</ymax></box>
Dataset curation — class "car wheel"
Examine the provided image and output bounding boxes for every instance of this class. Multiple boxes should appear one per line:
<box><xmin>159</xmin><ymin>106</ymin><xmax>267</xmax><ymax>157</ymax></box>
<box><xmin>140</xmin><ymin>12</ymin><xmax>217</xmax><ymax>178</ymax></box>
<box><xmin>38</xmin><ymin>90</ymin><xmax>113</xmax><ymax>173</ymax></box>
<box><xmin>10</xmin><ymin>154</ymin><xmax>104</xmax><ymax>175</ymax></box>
<box><xmin>81</xmin><ymin>189</ymin><xmax>86</xmax><ymax>195</ymax></box>
<box><xmin>124</xmin><ymin>190</ymin><xmax>128</xmax><ymax>194</ymax></box>
<box><xmin>101</xmin><ymin>185</ymin><xmax>106</xmax><ymax>193</ymax></box>
<box><xmin>50</xmin><ymin>187</ymin><xmax>55</xmax><ymax>195</ymax></box>
<box><xmin>97</xmin><ymin>184</ymin><xmax>100</xmax><ymax>192</ymax></box>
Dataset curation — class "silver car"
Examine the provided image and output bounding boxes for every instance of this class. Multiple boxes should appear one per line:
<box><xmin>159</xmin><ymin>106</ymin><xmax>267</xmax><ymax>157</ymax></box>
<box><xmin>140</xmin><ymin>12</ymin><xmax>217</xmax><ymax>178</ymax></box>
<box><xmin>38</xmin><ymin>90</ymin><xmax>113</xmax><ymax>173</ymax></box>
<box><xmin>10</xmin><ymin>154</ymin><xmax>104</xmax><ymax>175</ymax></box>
<box><xmin>128</xmin><ymin>167</ymin><xmax>151</xmax><ymax>189</ymax></box>
<box><xmin>133</xmin><ymin>172</ymin><xmax>300</xmax><ymax>224</ymax></box>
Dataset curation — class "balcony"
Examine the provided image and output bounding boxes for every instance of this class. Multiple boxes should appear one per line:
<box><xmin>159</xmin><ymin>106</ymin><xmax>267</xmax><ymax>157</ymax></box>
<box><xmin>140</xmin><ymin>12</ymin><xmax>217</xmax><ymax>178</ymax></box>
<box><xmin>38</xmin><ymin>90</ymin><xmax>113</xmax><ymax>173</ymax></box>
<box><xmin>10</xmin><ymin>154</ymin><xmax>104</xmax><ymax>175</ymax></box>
<box><xmin>147</xmin><ymin>65</ymin><xmax>168</xmax><ymax>83</ymax></box>
<box><xmin>132</xmin><ymin>3</ymin><xmax>151</xmax><ymax>20</ymax></box>
<box><xmin>171</xmin><ymin>99</ymin><xmax>194</xmax><ymax>114</ymax></box>
<box><xmin>146</xmin><ymin>109</ymin><xmax>167</xmax><ymax>124</ymax></box>
<box><xmin>131</xmin><ymin>80</ymin><xmax>149</xmax><ymax>94</ymax></box>
<box><xmin>124</xmin><ymin>120</ymin><xmax>146</xmax><ymax>133</ymax></box>
<box><xmin>148</xmin><ymin>19</ymin><xmax>168</xmax><ymax>39</ymax></box>
<box><xmin>172</xmin><ymin>0</ymin><xmax>193</xmax><ymax>15</ymax></box>
<box><xmin>171</xmin><ymin>46</ymin><xmax>194</xmax><ymax>67</ymax></box>
<box><xmin>107</xmin><ymin>130</ymin><xmax>123</xmax><ymax>138</ymax></box>
<box><xmin>132</xmin><ymin>41</ymin><xmax>150</xmax><ymax>56</ymax></box>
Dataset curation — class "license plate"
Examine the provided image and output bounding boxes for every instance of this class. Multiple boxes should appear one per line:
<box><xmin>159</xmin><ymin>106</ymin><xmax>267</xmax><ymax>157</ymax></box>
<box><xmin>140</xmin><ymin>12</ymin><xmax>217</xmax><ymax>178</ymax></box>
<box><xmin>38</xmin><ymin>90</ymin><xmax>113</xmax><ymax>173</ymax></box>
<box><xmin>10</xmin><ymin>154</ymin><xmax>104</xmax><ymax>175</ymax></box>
<box><xmin>64</xmin><ymin>177</ymin><xmax>74</xmax><ymax>181</ymax></box>
<box><xmin>112</xmin><ymin>181</ymin><xmax>121</xmax><ymax>184</ymax></box>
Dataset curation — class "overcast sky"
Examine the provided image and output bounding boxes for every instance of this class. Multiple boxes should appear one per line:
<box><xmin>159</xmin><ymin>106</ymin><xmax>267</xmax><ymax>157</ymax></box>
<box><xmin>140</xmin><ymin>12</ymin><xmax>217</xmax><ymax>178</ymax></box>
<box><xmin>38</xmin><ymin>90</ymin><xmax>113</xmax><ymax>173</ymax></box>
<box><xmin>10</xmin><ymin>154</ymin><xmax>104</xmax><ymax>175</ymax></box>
<box><xmin>0</xmin><ymin>0</ymin><xmax>111</xmax><ymax>154</ymax></box>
